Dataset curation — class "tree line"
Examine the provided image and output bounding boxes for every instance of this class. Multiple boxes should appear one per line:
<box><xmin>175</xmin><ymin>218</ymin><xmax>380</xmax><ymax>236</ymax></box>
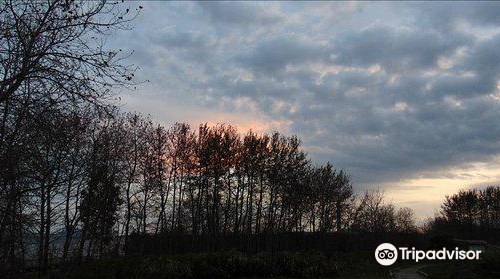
<box><xmin>1</xmin><ymin>106</ymin><xmax>418</xmax><ymax>273</ymax></box>
<box><xmin>427</xmin><ymin>186</ymin><xmax>500</xmax><ymax>241</ymax></box>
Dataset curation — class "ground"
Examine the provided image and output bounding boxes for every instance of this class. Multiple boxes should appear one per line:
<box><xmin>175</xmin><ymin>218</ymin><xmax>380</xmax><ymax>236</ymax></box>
<box><xmin>390</xmin><ymin>265</ymin><xmax>427</xmax><ymax>279</ymax></box>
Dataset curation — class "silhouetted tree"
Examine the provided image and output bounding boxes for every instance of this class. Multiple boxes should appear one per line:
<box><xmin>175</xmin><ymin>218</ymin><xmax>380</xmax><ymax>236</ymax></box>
<box><xmin>395</xmin><ymin>207</ymin><xmax>416</xmax><ymax>233</ymax></box>
<box><xmin>0</xmin><ymin>0</ymin><xmax>139</xmax><ymax>275</ymax></box>
<box><xmin>431</xmin><ymin>186</ymin><xmax>500</xmax><ymax>240</ymax></box>
<box><xmin>79</xmin><ymin>118</ymin><xmax>123</xmax><ymax>261</ymax></box>
<box><xmin>0</xmin><ymin>0</ymin><xmax>139</xmax><ymax>104</ymax></box>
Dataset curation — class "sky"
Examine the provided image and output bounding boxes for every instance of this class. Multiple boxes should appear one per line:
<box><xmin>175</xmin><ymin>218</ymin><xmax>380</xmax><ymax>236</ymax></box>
<box><xmin>109</xmin><ymin>2</ymin><xmax>500</xmax><ymax>219</ymax></box>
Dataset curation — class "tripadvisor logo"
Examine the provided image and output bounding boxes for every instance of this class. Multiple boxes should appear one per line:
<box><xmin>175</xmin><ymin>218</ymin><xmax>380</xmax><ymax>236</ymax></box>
<box><xmin>375</xmin><ymin>243</ymin><xmax>398</xmax><ymax>266</ymax></box>
<box><xmin>375</xmin><ymin>243</ymin><xmax>482</xmax><ymax>266</ymax></box>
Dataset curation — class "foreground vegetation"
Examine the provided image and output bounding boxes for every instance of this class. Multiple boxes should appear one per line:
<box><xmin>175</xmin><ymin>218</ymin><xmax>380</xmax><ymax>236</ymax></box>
<box><xmin>27</xmin><ymin>251</ymin><xmax>341</xmax><ymax>279</ymax></box>
<box><xmin>419</xmin><ymin>251</ymin><xmax>500</xmax><ymax>279</ymax></box>
<box><xmin>24</xmin><ymin>249</ymin><xmax>500</xmax><ymax>279</ymax></box>
<box><xmin>23</xmin><ymin>251</ymin><xmax>388</xmax><ymax>279</ymax></box>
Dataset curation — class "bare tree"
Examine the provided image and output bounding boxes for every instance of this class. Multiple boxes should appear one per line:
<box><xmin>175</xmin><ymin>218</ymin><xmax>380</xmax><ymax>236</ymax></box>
<box><xmin>395</xmin><ymin>207</ymin><xmax>416</xmax><ymax>233</ymax></box>
<box><xmin>434</xmin><ymin>186</ymin><xmax>500</xmax><ymax>239</ymax></box>
<box><xmin>349</xmin><ymin>190</ymin><xmax>396</xmax><ymax>233</ymax></box>
<box><xmin>0</xmin><ymin>0</ymin><xmax>140</xmax><ymax>105</ymax></box>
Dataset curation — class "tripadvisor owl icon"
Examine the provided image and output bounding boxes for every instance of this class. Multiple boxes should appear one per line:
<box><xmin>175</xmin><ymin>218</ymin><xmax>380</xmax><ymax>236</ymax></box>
<box><xmin>375</xmin><ymin>243</ymin><xmax>398</xmax><ymax>266</ymax></box>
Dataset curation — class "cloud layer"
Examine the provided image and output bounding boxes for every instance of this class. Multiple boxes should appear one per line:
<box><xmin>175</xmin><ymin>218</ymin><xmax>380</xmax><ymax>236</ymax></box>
<box><xmin>111</xmin><ymin>2</ymin><xmax>500</xmax><ymax>205</ymax></box>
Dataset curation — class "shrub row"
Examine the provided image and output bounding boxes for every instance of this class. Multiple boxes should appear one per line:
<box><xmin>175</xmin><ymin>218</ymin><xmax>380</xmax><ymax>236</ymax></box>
<box><xmin>58</xmin><ymin>251</ymin><xmax>340</xmax><ymax>279</ymax></box>
<box><xmin>475</xmin><ymin>250</ymin><xmax>500</xmax><ymax>276</ymax></box>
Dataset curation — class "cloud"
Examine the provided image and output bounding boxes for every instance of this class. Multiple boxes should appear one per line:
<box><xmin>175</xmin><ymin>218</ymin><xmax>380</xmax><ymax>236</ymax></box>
<box><xmin>412</xmin><ymin>2</ymin><xmax>500</xmax><ymax>30</ymax></box>
<box><xmin>332</xmin><ymin>25</ymin><xmax>473</xmax><ymax>73</ymax></box>
<box><xmin>237</xmin><ymin>35</ymin><xmax>330</xmax><ymax>75</ymax></box>
<box><xmin>158</xmin><ymin>31</ymin><xmax>211</xmax><ymax>49</ymax></box>
<box><xmin>196</xmin><ymin>1</ymin><xmax>282</xmax><ymax>27</ymax></box>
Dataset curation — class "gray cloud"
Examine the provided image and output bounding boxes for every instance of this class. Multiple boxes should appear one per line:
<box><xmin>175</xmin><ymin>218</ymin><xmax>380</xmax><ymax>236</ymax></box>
<box><xmin>332</xmin><ymin>25</ymin><xmax>473</xmax><ymax>72</ymax></box>
<box><xmin>413</xmin><ymin>2</ymin><xmax>500</xmax><ymax>30</ymax></box>
<box><xmin>158</xmin><ymin>32</ymin><xmax>211</xmax><ymax>49</ymax></box>
<box><xmin>237</xmin><ymin>36</ymin><xmax>330</xmax><ymax>75</ymax></box>
<box><xmin>112</xmin><ymin>1</ymin><xmax>500</xmax><ymax>191</ymax></box>
<box><xmin>196</xmin><ymin>1</ymin><xmax>282</xmax><ymax>26</ymax></box>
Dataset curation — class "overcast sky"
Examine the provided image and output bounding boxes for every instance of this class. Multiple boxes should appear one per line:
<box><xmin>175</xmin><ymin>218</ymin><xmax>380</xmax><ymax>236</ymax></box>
<box><xmin>110</xmin><ymin>2</ymin><xmax>500</xmax><ymax>219</ymax></box>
